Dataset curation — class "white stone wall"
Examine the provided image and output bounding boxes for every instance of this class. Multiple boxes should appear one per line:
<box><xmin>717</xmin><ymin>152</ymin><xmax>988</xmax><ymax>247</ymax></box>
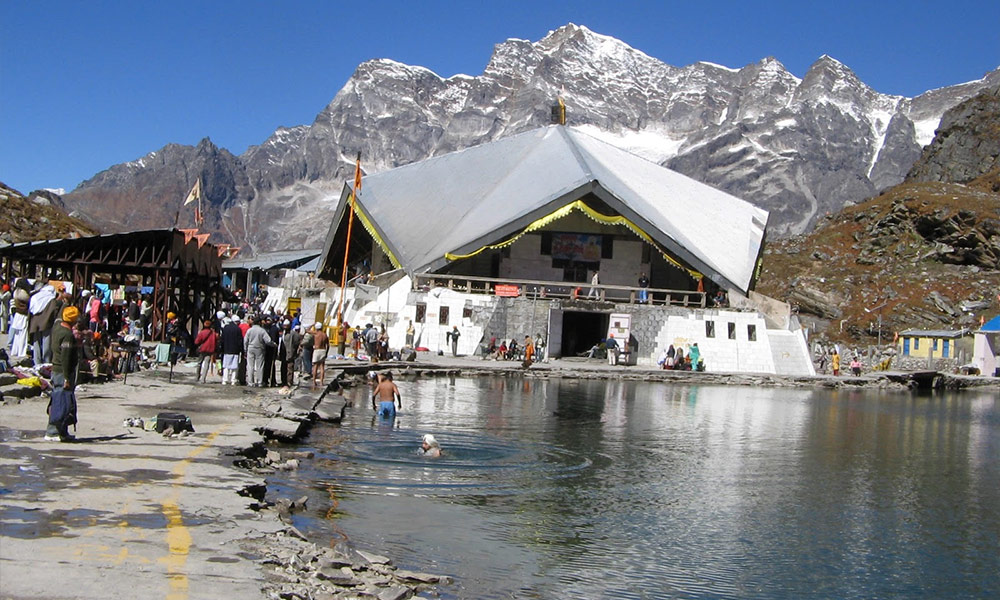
<box><xmin>653</xmin><ymin>310</ymin><xmax>777</xmax><ymax>374</ymax></box>
<box><xmin>767</xmin><ymin>329</ymin><xmax>816</xmax><ymax>376</ymax></box>
<box><xmin>347</xmin><ymin>278</ymin><xmax>496</xmax><ymax>356</ymax></box>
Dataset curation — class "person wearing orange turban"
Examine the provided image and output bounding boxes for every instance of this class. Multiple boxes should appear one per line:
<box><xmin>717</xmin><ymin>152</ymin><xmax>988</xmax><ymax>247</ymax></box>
<box><xmin>46</xmin><ymin>301</ymin><xmax>82</xmax><ymax>442</ymax></box>
<box><xmin>62</xmin><ymin>306</ymin><xmax>80</xmax><ymax>323</ymax></box>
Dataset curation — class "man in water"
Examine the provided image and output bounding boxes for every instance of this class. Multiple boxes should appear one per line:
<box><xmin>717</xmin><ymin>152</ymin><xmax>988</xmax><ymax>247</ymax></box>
<box><xmin>371</xmin><ymin>371</ymin><xmax>402</xmax><ymax>418</ymax></box>
<box><xmin>420</xmin><ymin>434</ymin><xmax>442</xmax><ymax>458</ymax></box>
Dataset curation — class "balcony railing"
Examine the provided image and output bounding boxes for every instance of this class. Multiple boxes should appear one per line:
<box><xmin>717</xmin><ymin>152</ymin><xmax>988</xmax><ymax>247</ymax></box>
<box><xmin>412</xmin><ymin>274</ymin><xmax>706</xmax><ymax>308</ymax></box>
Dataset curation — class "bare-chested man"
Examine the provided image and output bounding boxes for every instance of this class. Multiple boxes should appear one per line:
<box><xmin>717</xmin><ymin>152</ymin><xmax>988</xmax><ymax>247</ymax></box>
<box><xmin>371</xmin><ymin>371</ymin><xmax>401</xmax><ymax>418</ymax></box>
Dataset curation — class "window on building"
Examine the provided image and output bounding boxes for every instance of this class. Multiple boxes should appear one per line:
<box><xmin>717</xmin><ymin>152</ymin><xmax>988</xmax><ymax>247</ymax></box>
<box><xmin>439</xmin><ymin>306</ymin><xmax>450</xmax><ymax>326</ymax></box>
<box><xmin>728</xmin><ymin>322</ymin><xmax>736</xmax><ymax>340</ymax></box>
<box><xmin>748</xmin><ymin>324</ymin><xmax>757</xmax><ymax>341</ymax></box>
<box><xmin>556</xmin><ymin>260</ymin><xmax>596</xmax><ymax>283</ymax></box>
<box><xmin>415</xmin><ymin>303</ymin><xmax>426</xmax><ymax>324</ymax></box>
<box><xmin>463</xmin><ymin>306</ymin><xmax>473</xmax><ymax>319</ymax></box>
<box><xmin>705</xmin><ymin>321</ymin><xmax>715</xmax><ymax>338</ymax></box>
<box><xmin>932</xmin><ymin>339</ymin><xmax>938</xmax><ymax>351</ymax></box>
<box><xmin>540</xmin><ymin>232</ymin><xmax>552</xmax><ymax>255</ymax></box>
<box><xmin>913</xmin><ymin>338</ymin><xmax>919</xmax><ymax>350</ymax></box>
<box><xmin>601</xmin><ymin>235</ymin><xmax>614</xmax><ymax>259</ymax></box>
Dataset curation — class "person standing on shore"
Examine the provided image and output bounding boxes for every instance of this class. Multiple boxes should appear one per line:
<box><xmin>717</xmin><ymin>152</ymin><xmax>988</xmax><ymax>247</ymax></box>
<box><xmin>312</xmin><ymin>322</ymin><xmax>329</xmax><ymax>388</ymax></box>
<box><xmin>139</xmin><ymin>295</ymin><xmax>152</xmax><ymax>340</ymax></box>
<box><xmin>605</xmin><ymin>334</ymin><xmax>620</xmax><ymax>366</ymax></box>
<box><xmin>338</xmin><ymin>319</ymin><xmax>349</xmax><ymax>358</ymax></box>
<box><xmin>405</xmin><ymin>319</ymin><xmax>415</xmax><ymax>348</ymax></box>
<box><xmin>449</xmin><ymin>326</ymin><xmax>461</xmax><ymax>356</ymax></box>
<box><xmin>243</xmin><ymin>317</ymin><xmax>269</xmax><ymax>388</ymax></box>
<box><xmin>261</xmin><ymin>316</ymin><xmax>278</xmax><ymax>387</ymax></box>
<box><xmin>298</xmin><ymin>325</ymin><xmax>314</xmax><ymax>385</ymax></box>
<box><xmin>371</xmin><ymin>371</ymin><xmax>401</xmax><ymax>418</ymax></box>
<box><xmin>522</xmin><ymin>335</ymin><xmax>535</xmax><ymax>368</ymax></box>
<box><xmin>850</xmin><ymin>356</ymin><xmax>862</xmax><ymax>376</ymax></box>
<box><xmin>283</xmin><ymin>321</ymin><xmax>301</xmax><ymax>386</ymax></box>
<box><xmin>220</xmin><ymin>317</ymin><xmax>242</xmax><ymax>385</ymax></box>
<box><xmin>0</xmin><ymin>283</ymin><xmax>10</xmax><ymax>335</ymax></box>
<box><xmin>831</xmin><ymin>351</ymin><xmax>841</xmax><ymax>376</ymax></box>
<box><xmin>688</xmin><ymin>343</ymin><xmax>701</xmax><ymax>370</ymax></box>
<box><xmin>193</xmin><ymin>319</ymin><xmax>218</xmax><ymax>384</ymax></box>
<box><xmin>45</xmin><ymin>306</ymin><xmax>81</xmax><ymax>442</ymax></box>
<box><xmin>277</xmin><ymin>320</ymin><xmax>292</xmax><ymax>387</ymax></box>
<box><xmin>364</xmin><ymin>323</ymin><xmax>378</xmax><ymax>363</ymax></box>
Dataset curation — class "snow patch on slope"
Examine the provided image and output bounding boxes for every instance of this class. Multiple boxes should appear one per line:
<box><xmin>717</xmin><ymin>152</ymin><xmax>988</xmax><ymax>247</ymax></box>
<box><xmin>913</xmin><ymin>117</ymin><xmax>941</xmax><ymax>147</ymax></box>
<box><xmin>573</xmin><ymin>125</ymin><xmax>686</xmax><ymax>163</ymax></box>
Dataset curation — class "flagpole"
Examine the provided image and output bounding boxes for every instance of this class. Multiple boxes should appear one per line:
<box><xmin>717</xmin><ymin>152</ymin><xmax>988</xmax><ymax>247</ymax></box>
<box><xmin>182</xmin><ymin>177</ymin><xmax>202</xmax><ymax>229</ymax></box>
<box><xmin>336</xmin><ymin>153</ymin><xmax>362</xmax><ymax>327</ymax></box>
<box><xmin>196</xmin><ymin>177</ymin><xmax>203</xmax><ymax>228</ymax></box>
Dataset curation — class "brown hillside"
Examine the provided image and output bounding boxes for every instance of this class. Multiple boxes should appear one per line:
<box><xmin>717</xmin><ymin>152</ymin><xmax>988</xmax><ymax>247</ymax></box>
<box><xmin>757</xmin><ymin>178</ymin><xmax>999</xmax><ymax>345</ymax></box>
<box><xmin>1</xmin><ymin>182</ymin><xmax>98</xmax><ymax>243</ymax></box>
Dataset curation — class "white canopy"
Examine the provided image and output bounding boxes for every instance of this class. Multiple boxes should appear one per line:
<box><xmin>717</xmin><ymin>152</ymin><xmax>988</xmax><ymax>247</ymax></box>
<box><xmin>319</xmin><ymin>126</ymin><xmax>768</xmax><ymax>294</ymax></box>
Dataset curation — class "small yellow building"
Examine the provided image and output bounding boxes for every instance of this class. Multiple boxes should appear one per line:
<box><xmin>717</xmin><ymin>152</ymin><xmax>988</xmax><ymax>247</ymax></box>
<box><xmin>897</xmin><ymin>329</ymin><xmax>971</xmax><ymax>360</ymax></box>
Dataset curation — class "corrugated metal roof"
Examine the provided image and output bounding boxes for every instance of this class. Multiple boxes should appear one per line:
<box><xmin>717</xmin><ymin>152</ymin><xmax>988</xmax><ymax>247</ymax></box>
<box><xmin>320</xmin><ymin>125</ymin><xmax>768</xmax><ymax>294</ymax></box>
<box><xmin>978</xmin><ymin>315</ymin><xmax>1000</xmax><ymax>333</ymax></box>
<box><xmin>899</xmin><ymin>329</ymin><xmax>971</xmax><ymax>338</ymax></box>
<box><xmin>223</xmin><ymin>249</ymin><xmax>322</xmax><ymax>271</ymax></box>
<box><xmin>295</xmin><ymin>256</ymin><xmax>320</xmax><ymax>273</ymax></box>
<box><xmin>0</xmin><ymin>228</ymin><xmax>176</xmax><ymax>251</ymax></box>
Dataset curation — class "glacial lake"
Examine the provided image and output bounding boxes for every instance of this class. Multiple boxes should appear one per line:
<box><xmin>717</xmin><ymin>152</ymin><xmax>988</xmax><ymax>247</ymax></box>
<box><xmin>270</xmin><ymin>377</ymin><xmax>1000</xmax><ymax>599</ymax></box>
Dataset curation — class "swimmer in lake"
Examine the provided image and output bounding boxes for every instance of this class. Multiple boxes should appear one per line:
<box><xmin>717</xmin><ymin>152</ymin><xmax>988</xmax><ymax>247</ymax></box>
<box><xmin>420</xmin><ymin>434</ymin><xmax>442</xmax><ymax>458</ymax></box>
<box><xmin>371</xmin><ymin>371</ymin><xmax>401</xmax><ymax>418</ymax></box>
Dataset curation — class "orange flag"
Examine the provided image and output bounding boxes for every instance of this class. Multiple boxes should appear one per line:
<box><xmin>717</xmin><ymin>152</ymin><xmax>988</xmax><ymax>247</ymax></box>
<box><xmin>353</xmin><ymin>153</ymin><xmax>363</xmax><ymax>194</ymax></box>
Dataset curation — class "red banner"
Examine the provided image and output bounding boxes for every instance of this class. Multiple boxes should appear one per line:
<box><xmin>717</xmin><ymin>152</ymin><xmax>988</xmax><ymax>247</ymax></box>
<box><xmin>495</xmin><ymin>284</ymin><xmax>521</xmax><ymax>297</ymax></box>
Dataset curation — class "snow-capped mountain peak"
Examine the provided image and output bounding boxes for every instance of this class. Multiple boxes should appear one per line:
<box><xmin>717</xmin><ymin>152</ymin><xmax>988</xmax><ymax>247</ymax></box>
<box><xmin>62</xmin><ymin>24</ymin><xmax>1000</xmax><ymax>251</ymax></box>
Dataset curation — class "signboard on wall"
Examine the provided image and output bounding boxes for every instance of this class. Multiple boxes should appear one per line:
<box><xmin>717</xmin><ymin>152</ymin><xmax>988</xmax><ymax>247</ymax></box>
<box><xmin>552</xmin><ymin>234</ymin><xmax>602</xmax><ymax>262</ymax></box>
<box><xmin>607</xmin><ymin>312</ymin><xmax>631</xmax><ymax>344</ymax></box>
<box><xmin>495</xmin><ymin>284</ymin><xmax>521</xmax><ymax>297</ymax></box>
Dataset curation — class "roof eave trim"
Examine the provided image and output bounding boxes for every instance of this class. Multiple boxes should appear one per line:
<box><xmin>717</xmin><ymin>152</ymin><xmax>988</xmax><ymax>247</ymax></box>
<box><xmin>420</xmin><ymin>181</ymin><xmax>597</xmax><ymax>273</ymax></box>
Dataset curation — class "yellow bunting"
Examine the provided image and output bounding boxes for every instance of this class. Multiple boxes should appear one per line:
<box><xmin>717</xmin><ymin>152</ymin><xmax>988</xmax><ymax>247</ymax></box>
<box><xmin>444</xmin><ymin>200</ymin><xmax>702</xmax><ymax>279</ymax></box>
<box><xmin>352</xmin><ymin>199</ymin><xmax>402</xmax><ymax>269</ymax></box>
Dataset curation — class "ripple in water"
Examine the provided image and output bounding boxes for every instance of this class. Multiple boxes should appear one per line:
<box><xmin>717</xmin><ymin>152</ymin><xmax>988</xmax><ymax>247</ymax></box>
<box><xmin>313</xmin><ymin>429</ymin><xmax>592</xmax><ymax>496</ymax></box>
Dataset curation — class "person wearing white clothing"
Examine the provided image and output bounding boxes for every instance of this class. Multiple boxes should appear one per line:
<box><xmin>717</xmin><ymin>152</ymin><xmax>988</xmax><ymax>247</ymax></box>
<box><xmin>243</xmin><ymin>318</ymin><xmax>270</xmax><ymax>387</ymax></box>
<box><xmin>587</xmin><ymin>271</ymin><xmax>600</xmax><ymax>299</ymax></box>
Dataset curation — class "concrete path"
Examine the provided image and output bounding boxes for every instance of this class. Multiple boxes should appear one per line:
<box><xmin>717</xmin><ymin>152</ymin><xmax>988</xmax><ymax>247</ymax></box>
<box><xmin>0</xmin><ymin>366</ymin><xmax>280</xmax><ymax>600</ymax></box>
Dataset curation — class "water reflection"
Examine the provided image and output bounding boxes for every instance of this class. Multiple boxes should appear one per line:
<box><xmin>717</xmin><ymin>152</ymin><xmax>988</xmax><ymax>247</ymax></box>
<box><xmin>277</xmin><ymin>378</ymin><xmax>1000</xmax><ymax>599</ymax></box>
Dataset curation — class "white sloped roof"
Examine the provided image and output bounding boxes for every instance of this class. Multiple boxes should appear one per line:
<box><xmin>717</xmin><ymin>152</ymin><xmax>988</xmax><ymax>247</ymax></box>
<box><xmin>320</xmin><ymin>125</ymin><xmax>768</xmax><ymax>293</ymax></box>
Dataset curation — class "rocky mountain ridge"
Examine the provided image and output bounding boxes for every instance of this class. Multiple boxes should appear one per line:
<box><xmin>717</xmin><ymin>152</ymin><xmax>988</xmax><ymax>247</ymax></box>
<box><xmin>757</xmin><ymin>85</ymin><xmax>1000</xmax><ymax>345</ymax></box>
<box><xmin>61</xmin><ymin>24</ymin><xmax>1000</xmax><ymax>253</ymax></box>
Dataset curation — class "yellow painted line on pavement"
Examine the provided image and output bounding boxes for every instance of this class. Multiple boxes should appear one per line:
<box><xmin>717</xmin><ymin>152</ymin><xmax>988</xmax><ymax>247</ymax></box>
<box><xmin>160</xmin><ymin>426</ymin><xmax>230</xmax><ymax>600</ymax></box>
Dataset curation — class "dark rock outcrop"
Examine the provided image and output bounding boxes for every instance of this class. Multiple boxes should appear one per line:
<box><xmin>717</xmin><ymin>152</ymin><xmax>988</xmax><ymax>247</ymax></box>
<box><xmin>906</xmin><ymin>84</ymin><xmax>1000</xmax><ymax>185</ymax></box>
<box><xmin>65</xmin><ymin>138</ymin><xmax>253</xmax><ymax>243</ymax></box>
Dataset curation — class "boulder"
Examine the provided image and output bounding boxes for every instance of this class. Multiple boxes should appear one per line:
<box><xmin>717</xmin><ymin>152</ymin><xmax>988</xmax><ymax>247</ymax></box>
<box><xmin>788</xmin><ymin>283</ymin><xmax>845</xmax><ymax>319</ymax></box>
<box><xmin>927</xmin><ymin>291</ymin><xmax>959</xmax><ymax>316</ymax></box>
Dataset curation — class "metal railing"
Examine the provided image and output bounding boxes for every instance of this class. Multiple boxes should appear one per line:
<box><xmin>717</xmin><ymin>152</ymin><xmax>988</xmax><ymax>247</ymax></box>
<box><xmin>412</xmin><ymin>274</ymin><xmax>706</xmax><ymax>308</ymax></box>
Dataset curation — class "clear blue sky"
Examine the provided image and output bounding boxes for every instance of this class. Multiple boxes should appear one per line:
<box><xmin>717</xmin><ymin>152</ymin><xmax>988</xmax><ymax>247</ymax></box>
<box><xmin>2</xmin><ymin>0</ymin><xmax>998</xmax><ymax>195</ymax></box>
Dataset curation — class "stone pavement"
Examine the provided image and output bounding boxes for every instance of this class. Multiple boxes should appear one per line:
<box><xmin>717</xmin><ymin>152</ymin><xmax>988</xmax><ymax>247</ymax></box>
<box><xmin>0</xmin><ymin>365</ymin><xmax>281</xmax><ymax>600</ymax></box>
